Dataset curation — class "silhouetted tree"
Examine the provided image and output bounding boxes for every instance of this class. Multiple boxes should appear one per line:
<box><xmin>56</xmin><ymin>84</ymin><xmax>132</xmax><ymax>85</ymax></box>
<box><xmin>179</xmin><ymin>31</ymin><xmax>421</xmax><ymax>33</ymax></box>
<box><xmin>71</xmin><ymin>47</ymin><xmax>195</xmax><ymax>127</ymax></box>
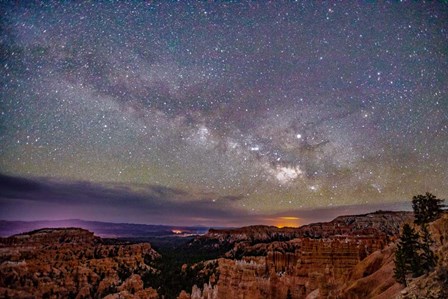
<box><xmin>394</xmin><ymin>244</ymin><xmax>408</xmax><ymax>286</ymax></box>
<box><xmin>394</xmin><ymin>224</ymin><xmax>422</xmax><ymax>280</ymax></box>
<box><xmin>286</xmin><ymin>289</ymin><xmax>293</xmax><ymax>299</ymax></box>
<box><xmin>412</xmin><ymin>193</ymin><xmax>445</xmax><ymax>225</ymax></box>
<box><xmin>419</xmin><ymin>224</ymin><xmax>437</xmax><ymax>273</ymax></box>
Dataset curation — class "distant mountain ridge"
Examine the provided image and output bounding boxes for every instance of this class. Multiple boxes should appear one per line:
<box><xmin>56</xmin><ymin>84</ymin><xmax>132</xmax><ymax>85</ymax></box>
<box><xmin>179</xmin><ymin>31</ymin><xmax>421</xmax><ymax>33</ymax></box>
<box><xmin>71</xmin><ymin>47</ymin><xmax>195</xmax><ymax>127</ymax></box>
<box><xmin>0</xmin><ymin>219</ymin><xmax>209</xmax><ymax>238</ymax></box>
<box><xmin>190</xmin><ymin>211</ymin><xmax>414</xmax><ymax>252</ymax></box>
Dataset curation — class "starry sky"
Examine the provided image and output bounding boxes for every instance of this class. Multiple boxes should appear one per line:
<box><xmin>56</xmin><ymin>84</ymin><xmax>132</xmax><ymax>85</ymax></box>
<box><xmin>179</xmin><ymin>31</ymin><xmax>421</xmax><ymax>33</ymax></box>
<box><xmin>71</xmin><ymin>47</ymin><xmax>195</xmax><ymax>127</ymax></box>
<box><xmin>1</xmin><ymin>1</ymin><xmax>447</xmax><ymax>227</ymax></box>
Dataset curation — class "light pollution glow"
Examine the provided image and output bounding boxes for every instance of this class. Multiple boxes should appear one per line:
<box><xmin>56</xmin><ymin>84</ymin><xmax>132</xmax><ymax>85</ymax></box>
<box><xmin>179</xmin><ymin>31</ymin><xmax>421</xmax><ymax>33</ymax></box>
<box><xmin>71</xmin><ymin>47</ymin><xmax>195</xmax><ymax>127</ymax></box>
<box><xmin>0</xmin><ymin>1</ymin><xmax>447</xmax><ymax>227</ymax></box>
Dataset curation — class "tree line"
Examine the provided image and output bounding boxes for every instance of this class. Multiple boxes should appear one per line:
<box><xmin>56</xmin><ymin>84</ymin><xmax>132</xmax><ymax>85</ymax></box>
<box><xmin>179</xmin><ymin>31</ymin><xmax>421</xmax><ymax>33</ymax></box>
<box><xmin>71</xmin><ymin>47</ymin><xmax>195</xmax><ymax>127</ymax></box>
<box><xmin>394</xmin><ymin>192</ymin><xmax>445</xmax><ymax>286</ymax></box>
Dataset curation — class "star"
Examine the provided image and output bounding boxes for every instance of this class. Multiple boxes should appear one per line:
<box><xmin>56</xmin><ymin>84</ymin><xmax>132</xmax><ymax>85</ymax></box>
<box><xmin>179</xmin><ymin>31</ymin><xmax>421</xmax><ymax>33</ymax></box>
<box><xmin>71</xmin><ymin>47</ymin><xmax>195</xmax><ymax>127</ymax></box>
<box><xmin>0</xmin><ymin>1</ymin><xmax>447</xmax><ymax>225</ymax></box>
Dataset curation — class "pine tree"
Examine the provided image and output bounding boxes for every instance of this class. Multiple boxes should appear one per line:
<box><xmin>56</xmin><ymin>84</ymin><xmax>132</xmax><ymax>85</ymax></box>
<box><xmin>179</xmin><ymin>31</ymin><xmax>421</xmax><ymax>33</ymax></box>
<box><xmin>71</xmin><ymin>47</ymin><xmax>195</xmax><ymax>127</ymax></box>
<box><xmin>394</xmin><ymin>244</ymin><xmax>408</xmax><ymax>286</ymax></box>
<box><xmin>412</xmin><ymin>193</ymin><xmax>445</xmax><ymax>225</ymax></box>
<box><xmin>419</xmin><ymin>223</ymin><xmax>437</xmax><ymax>273</ymax></box>
<box><xmin>405</xmin><ymin>224</ymin><xmax>423</xmax><ymax>277</ymax></box>
<box><xmin>395</xmin><ymin>224</ymin><xmax>422</xmax><ymax>279</ymax></box>
<box><xmin>394</xmin><ymin>193</ymin><xmax>444</xmax><ymax>285</ymax></box>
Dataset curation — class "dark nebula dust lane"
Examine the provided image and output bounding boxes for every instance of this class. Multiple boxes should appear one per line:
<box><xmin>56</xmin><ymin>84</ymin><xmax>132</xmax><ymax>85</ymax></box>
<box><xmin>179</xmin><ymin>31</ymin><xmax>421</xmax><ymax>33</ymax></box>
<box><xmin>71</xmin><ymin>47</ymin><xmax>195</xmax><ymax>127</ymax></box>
<box><xmin>1</xmin><ymin>1</ymin><xmax>447</xmax><ymax>225</ymax></box>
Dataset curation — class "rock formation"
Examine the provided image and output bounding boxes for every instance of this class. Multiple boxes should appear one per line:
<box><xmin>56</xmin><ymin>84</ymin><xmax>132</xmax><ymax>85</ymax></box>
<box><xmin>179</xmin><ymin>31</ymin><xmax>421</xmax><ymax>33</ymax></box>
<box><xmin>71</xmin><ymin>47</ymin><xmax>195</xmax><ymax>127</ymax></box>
<box><xmin>192</xmin><ymin>211</ymin><xmax>412</xmax><ymax>259</ymax></box>
<box><xmin>2</xmin><ymin>211</ymin><xmax>445</xmax><ymax>299</ymax></box>
<box><xmin>179</xmin><ymin>211</ymin><xmax>417</xmax><ymax>299</ymax></box>
<box><xmin>0</xmin><ymin>228</ymin><xmax>160</xmax><ymax>298</ymax></box>
<box><xmin>396</xmin><ymin>213</ymin><xmax>448</xmax><ymax>299</ymax></box>
<box><xmin>332</xmin><ymin>213</ymin><xmax>448</xmax><ymax>299</ymax></box>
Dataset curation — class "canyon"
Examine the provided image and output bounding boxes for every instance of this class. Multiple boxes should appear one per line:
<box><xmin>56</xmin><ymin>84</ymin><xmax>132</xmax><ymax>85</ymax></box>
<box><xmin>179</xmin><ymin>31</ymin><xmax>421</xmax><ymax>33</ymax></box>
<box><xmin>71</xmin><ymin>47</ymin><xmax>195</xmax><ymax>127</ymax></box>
<box><xmin>0</xmin><ymin>228</ymin><xmax>160</xmax><ymax>298</ymax></box>
<box><xmin>1</xmin><ymin>211</ymin><xmax>447</xmax><ymax>299</ymax></box>
<box><xmin>182</xmin><ymin>211</ymin><xmax>414</xmax><ymax>299</ymax></box>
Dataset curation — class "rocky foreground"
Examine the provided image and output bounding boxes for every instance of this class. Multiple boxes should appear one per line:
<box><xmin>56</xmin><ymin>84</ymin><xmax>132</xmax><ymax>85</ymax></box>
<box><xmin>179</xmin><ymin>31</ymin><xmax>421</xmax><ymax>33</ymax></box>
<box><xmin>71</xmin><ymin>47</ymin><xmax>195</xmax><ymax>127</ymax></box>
<box><xmin>1</xmin><ymin>211</ymin><xmax>447</xmax><ymax>299</ymax></box>
<box><xmin>0</xmin><ymin>228</ymin><xmax>160</xmax><ymax>298</ymax></box>
<box><xmin>182</xmin><ymin>211</ymin><xmax>447</xmax><ymax>299</ymax></box>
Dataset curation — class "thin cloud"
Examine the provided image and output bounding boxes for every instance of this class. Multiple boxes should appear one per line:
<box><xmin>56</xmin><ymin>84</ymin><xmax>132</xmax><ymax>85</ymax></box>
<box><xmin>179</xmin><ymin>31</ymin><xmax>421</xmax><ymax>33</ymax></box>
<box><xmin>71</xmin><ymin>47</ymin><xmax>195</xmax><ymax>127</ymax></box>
<box><xmin>0</xmin><ymin>173</ymin><xmax>411</xmax><ymax>227</ymax></box>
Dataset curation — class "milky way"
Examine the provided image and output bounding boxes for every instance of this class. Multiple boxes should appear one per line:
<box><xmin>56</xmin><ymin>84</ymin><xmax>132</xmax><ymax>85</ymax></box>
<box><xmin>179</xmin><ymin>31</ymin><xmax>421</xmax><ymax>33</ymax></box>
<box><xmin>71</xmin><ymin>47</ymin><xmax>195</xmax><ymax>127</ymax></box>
<box><xmin>1</xmin><ymin>2</ymin><xmax>447</xmax><ymax>225</ymax></box>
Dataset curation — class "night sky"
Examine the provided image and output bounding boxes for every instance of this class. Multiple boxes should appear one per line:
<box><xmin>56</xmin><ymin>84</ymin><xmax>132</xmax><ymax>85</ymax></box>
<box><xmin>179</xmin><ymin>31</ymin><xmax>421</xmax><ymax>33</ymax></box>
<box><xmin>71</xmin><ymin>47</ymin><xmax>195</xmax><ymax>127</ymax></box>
<box><xmin>1</xmin><ymin>1</ymin><xmax>447</xmax><ymax>227</ymax></box>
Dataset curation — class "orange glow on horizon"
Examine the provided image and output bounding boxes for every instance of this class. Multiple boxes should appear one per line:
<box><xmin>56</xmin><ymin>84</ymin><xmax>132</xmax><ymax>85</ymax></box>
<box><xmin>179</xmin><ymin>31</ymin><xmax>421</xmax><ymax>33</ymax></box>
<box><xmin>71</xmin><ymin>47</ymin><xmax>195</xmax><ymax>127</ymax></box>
<box><xmin>274</xmin><ymin>216</ymin><xmax>301</xmax><ymax>228</ymax></box>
